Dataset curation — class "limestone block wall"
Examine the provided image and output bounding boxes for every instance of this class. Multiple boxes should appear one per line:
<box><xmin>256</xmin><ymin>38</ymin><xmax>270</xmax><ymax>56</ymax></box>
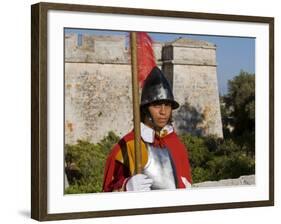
<box><xmin>152</xmin><ymin>42</ymin><xmax>164</xmax><ymax>63</ymax></box>
<box><xmin>65</xmin><ymin>34</ymin><xmax>223</xmax><ymax>144</ymax></box>
<box><xmin>65</xmin><ymin>34</ymin><xmax>133</xmax><ymax>144</ymax></box>
<box><xmin>65</xmin><ymin>63</ymin><xmax>133</xmax><ymax>144</ymax></box>
<box><xmin>193</xmin><ymin>175</ymin><xmax>255</xmax><ymax>188</ymax></box>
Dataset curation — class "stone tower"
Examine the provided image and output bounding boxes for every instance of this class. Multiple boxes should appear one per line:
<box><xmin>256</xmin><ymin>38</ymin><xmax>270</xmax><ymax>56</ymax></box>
<box><xmin>162</xmin><ymin>38</ymin><xmax>223</xmax><ymax>137</ymax></box>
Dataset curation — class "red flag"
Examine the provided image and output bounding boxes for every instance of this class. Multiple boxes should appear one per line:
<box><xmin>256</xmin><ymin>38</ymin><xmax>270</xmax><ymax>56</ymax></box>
<box><xmin>136</xmin><ymin>32</ymin><xmax>156</xmax><ymax>87</ymax></box>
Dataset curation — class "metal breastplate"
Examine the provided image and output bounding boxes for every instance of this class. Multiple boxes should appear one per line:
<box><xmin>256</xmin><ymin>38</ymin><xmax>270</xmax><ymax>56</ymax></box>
<box><xmin>143</xmin><ymin>144</ymin><xmax>176</xmax><ymax>190</ymax></box>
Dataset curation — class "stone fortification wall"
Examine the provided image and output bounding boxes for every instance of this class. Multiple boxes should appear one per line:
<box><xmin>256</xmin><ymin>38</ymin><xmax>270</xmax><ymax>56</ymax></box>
<box><xmin>65</xmin><ymin>34</ymin><xmax>223</xmax><ymax>144</ymax></box>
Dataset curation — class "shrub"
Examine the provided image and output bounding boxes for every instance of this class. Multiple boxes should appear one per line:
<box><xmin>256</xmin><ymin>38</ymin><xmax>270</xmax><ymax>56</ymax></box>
<box><xmin>97</xmin><ymin>131</ymin><xmax>120</xmax><ymax>155</ymax></box>
<box><xmin>180</xmin><ymin>133</ymin><xmax>255</xmax><ymax>183</ymax></box>
<box><xmin>221</xmin><ymin>152</ymin><xmax>255</xmax><ymax>179</ymax></box>
<box><xmin>192</xmin><ymin>167</ymin><xmax>212</xmax><ymax>183</ymax></box>
<box><xmin>215</xmin><ymin>138</ymin><xmax>241</xmax><ymax>156</ymax></box>
<box><xmin>180</xmin><ymin>134</ymin><xmax>210</xmax><ymax>168</ymax></box>
<box><xmin>65</xmin><ymin>131</ymin><xmax>255</xmax><ymax>192</ymax></box>
<box><xmin>65</xmin><ymin>132</ymin><xmax>119</xmax><ymax>194</ymax></box>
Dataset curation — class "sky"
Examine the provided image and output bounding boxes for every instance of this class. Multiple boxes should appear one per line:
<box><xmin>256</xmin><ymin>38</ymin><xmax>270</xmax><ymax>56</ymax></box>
<box><xmin>65</xmin><ymin>28</ymin><xmax>255</xmax><ymax>95</ymax></box>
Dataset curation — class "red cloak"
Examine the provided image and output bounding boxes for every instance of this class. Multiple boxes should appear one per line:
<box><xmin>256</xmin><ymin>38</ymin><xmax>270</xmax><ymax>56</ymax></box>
<box><xmin>102</xmin><ymin>130</ymin><xmax>192</xmax><ymax>192</ymax></box>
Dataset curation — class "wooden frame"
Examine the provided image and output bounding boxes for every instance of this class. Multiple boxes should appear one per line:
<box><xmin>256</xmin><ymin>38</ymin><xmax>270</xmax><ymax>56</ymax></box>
<box><xmin>31</xmin><ymin>2</ymin><xmax>274</xmax><ymax>221</ymax></box>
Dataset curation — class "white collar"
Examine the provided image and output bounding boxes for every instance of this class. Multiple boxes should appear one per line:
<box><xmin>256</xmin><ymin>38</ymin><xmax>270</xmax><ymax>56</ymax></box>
<box><xmin>141</xmin><ymin>122</ymin><xmax>174</xmax><ymax>143</ymax></box>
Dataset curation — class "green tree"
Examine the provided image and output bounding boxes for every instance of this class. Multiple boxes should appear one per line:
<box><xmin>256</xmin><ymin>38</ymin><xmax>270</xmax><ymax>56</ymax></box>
<box><xmin>222</xmin><ymin>70</ymin><xmax>255</xmax><ymax>156</ymax></box>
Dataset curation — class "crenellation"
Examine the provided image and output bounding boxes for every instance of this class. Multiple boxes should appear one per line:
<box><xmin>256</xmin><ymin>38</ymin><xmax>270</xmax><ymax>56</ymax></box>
<box><xmin>65</xmin><ymin>34</ymin><xmax>129</xmax><ymax>64</ymax></box>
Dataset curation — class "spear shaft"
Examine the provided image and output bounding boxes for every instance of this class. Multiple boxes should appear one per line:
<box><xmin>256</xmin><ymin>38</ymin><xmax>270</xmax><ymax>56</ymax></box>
<box><xmin>130</xmin><ymin>32</ymin><xmax>142</xmax><ymax>174</ymax></box>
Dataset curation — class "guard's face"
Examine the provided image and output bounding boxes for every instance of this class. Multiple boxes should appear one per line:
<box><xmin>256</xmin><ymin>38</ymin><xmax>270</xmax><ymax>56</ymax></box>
<box><xmin>148</xmin><ymin>101</ymin><xmax>172</xmax><ymax>129</ymax></box>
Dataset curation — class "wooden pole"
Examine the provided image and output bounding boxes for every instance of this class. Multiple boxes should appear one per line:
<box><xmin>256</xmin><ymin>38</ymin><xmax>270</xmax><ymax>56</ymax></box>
<box><xmin>130</xmin><ymin>32</ymin><xmax>142</xmax><ymax>174</ymax></box>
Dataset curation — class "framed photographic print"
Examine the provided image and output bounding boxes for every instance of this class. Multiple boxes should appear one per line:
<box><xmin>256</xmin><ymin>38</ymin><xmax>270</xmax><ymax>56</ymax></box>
<box><xmin>31</xmin><ymin>2</ymin><xmax>274</xmax><ymax>221</ymax></box>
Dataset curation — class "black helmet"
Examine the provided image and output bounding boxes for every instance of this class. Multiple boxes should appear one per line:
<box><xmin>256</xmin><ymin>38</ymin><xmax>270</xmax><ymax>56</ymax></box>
<box><xmin>140</xmin><ymin>67</ymin><xmax>179</xmax><ymax>110</ymax></box>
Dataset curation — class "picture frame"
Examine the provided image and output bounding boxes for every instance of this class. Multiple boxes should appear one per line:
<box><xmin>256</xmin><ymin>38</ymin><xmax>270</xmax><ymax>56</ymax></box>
<box><xmin>31</xmin><ymin>2</ymin><xmax>274</xmax><ymax>221</ymax></box>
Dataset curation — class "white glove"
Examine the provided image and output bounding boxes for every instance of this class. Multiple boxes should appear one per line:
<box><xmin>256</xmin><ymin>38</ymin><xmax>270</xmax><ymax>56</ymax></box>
<box><xmin>126</xmin><ymin>174</ymin><xmax>153</xmax><ymax>191</ymax></box>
